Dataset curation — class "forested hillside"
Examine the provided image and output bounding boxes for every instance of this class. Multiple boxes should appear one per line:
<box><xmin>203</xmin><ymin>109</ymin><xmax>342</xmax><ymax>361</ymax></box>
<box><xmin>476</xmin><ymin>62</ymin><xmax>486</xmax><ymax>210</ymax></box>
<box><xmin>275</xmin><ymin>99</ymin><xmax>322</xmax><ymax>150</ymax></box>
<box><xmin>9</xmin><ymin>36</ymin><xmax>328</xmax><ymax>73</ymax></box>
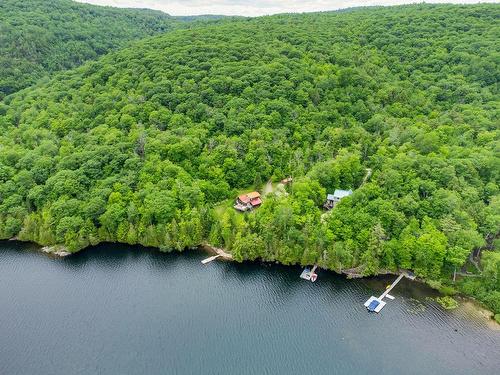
<box><xmin>0</xmin><ymin>0</ymin><xmax>223</xmax><ymax>98</ymax></box>
<box><xmin>0</xmin><ymin>4</ymin><xmax>499</xmax><ymax>315</ymax></box>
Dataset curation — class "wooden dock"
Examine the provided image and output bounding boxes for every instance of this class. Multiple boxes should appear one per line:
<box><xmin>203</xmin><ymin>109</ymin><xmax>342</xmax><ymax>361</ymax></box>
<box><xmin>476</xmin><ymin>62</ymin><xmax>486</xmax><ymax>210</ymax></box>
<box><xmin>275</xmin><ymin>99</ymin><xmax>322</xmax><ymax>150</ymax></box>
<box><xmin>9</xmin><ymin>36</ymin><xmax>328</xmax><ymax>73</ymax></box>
<box><xmin>365</xmin><ymin>273</ymin><xmax>407</xmax><ymax>313</ymax></box>
<box><xmin>201</xmin><ymin>255</ymin><xmax>221</xmax><ymax>264</ymax></box>
<box><xmin>378</xmin><ymin>273</ymin><xmax>404</xmax><ymax>300</ymax></box>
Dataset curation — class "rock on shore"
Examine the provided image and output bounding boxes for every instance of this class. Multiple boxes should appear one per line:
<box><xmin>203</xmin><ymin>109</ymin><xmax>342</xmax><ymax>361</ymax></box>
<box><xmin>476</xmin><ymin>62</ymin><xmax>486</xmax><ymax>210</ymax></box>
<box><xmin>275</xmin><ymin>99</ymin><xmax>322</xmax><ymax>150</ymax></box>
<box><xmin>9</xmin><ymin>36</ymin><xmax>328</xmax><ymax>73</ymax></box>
<box><xmin>41</xmin><ymin>245</ymin><xmax>71</xmax><ymax>257</ymax></box>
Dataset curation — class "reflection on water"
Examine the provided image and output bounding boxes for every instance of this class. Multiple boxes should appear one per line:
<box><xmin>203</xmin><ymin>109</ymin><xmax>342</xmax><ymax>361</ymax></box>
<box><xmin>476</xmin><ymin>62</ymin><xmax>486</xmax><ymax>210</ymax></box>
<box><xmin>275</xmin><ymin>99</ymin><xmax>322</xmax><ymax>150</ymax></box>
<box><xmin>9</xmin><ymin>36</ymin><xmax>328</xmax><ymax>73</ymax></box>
<box><xmin>0</xmin><ymin>241</ymin><xmax>498</xmax><ymax>375</ymax></box>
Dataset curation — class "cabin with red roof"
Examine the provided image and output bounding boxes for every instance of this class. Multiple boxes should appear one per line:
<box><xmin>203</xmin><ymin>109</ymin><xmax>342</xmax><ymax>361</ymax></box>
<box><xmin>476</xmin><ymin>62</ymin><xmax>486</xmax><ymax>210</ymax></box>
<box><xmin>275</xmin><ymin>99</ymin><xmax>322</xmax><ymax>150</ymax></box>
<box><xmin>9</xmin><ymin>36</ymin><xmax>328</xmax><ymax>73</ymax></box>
<box><xmin>234</xmin><ymin>191</ymin><xmax>262</xmax><ymax>211</ymax></box>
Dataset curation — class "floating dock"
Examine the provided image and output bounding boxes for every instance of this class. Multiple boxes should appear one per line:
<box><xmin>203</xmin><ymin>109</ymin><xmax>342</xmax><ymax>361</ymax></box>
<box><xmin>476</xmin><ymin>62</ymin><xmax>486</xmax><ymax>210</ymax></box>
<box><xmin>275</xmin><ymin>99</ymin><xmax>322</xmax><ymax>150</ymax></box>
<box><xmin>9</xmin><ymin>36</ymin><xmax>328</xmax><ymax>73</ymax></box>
<box><xmin>300</xmin><ymin>267</ymin><xmax>311</xmax><ymax>279</ymax></box>
<box><xmin>201</xmin><ymin>255</ymin><xmax>221</xmax><ymax>264</ymax></box>
<box><xmin>364</xmin><ymin>273</ymin><xmax>406</xmax><ymax>313</ymax></box>
<box><xmin>364</xmin><ymin>296</ymin><xmax>386</xmax><ymax>313</ymax></box>
<box><xmin>300</xmin><ymin>265</ymin><xmax>318</xmax><ymax>282</ymax></box>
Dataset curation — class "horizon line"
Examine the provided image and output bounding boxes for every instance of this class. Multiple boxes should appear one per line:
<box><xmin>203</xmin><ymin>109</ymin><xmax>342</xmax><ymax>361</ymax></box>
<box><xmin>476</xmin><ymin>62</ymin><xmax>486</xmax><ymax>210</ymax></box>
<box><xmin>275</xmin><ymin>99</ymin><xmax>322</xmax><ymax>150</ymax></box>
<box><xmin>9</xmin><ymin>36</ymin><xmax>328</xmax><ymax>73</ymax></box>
<box><xmin>74</xmin><ymin>1</ymin><xmax>499</xmax><ymax>18</ymax></box>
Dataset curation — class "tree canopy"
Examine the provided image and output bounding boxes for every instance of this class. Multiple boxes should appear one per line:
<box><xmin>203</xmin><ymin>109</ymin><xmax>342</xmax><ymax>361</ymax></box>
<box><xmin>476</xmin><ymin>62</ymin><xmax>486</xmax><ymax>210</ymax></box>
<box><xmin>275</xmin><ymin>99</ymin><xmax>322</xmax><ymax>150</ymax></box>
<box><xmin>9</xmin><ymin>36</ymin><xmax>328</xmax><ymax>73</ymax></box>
<box><xmin>0</xmin><ymin>3</ymin><xmax>499</xmax><ymax>314</ymax></box>
<box><xmin>0</xmin><ymin>0</ymin><xmax>225</xmax><ymax>98</ymax></box>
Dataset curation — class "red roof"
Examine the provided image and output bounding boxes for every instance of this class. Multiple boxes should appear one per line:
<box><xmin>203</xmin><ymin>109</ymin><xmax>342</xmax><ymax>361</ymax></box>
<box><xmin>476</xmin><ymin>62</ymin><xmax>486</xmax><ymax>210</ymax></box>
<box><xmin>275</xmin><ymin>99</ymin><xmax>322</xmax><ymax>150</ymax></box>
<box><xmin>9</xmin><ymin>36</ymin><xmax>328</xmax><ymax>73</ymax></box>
<box><xmin>238</xmin><ymin>191</ymin><xmax>260</xmax><ymax>204</ymax></box>
<box><xmin>250</xmin><ymin>197</ymin><xmax>262</xmax><ymax>206</ymax></box>
<box><xmin>238</xmin><ymin>194</ymin><xmax>251</xmax><ymax>204</ymax></box>
<box><xmin>247</xmin><ymin>191</ymin><xmax>261</xmax><ymax>199</ymax></box>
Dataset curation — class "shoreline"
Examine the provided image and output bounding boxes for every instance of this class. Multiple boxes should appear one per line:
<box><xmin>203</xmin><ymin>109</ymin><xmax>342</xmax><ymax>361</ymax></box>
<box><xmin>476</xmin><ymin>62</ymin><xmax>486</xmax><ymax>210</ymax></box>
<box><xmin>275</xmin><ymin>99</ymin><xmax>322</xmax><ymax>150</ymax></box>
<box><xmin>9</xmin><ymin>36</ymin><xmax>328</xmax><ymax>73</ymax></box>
<box><xmin>41</xmin><ymin>245</ymin><xmax>72</xmax><ymax>257</ymax></box>
<box><xmin>201</xmin><ymin>243</ymin><xmax>234</xmax><ymax>261</ymax></box>
<box><xmin>458</xmin><ymin>299</ymin><xmax>500</xmax><ymax>331</ymax></box>
<box><xmin>4</xmin><ymin>238</ymin><xmax>498</xmax><ymax>327</ymax></box>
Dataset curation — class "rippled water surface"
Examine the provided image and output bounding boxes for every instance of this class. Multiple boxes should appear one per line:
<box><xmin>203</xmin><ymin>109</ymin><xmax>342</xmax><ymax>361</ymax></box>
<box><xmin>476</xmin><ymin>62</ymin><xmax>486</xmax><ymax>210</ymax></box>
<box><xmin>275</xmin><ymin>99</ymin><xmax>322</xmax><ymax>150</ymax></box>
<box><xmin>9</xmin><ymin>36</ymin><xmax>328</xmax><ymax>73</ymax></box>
<box><xmin>0</xmin><ymin>241</ymin><xmax>498</xmax><ymax>375</ymax></box>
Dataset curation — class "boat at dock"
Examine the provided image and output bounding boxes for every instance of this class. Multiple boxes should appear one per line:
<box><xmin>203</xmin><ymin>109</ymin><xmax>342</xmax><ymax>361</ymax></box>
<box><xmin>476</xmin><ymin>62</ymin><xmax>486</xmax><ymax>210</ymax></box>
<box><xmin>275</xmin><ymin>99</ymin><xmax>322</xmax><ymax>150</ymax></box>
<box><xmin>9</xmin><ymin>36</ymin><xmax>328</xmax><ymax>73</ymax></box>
<box><xmin>300</xmin><ymin>265</ymin><xmax>318</xmax><ymax>282</ymax></box>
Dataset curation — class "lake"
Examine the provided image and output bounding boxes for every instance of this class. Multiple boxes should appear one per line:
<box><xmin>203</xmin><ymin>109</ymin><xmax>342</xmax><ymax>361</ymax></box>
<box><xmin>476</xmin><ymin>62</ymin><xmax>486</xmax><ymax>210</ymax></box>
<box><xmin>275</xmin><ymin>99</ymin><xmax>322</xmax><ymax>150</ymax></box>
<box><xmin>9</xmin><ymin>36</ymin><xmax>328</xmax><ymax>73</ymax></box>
<box><xmin>0</xmin><ymin>241</ymin><xmax>498</xmax><ymax>375</ymax></box>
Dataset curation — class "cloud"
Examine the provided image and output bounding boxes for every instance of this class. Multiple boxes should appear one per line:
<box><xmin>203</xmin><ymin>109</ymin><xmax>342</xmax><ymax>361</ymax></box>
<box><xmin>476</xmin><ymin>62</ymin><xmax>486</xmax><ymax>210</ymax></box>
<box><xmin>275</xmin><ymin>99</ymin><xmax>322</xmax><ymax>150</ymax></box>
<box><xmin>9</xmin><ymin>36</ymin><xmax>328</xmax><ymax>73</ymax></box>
<box><xmin>76</xmin><ymin>0</ymin><xmax>499</xmax><ymax>16</ymax></box>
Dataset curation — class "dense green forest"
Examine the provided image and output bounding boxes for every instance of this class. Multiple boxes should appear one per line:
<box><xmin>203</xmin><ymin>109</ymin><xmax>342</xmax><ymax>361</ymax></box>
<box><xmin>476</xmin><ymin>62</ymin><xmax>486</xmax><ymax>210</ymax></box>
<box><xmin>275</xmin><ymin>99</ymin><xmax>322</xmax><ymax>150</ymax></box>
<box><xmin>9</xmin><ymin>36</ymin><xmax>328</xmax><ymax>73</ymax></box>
<box><xmin>0</xmin><ymin>4</ymin><xmax>499</xmax><ymax>316</ymax></box>
<box><xmin>0</xmin><ymin>0</ymin><xmax>225</xmax><ymax>99</ymax></box>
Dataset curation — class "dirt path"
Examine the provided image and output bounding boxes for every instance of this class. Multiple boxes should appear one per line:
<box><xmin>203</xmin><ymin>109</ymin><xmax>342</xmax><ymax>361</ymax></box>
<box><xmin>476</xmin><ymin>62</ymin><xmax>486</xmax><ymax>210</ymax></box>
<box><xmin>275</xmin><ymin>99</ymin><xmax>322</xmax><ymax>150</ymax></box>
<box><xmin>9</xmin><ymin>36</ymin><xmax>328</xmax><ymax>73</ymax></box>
<box><xmin>263</xmin><ymin>180</ymin><xmax>274</xmax><ymax>195</ymax></box>
<box><xmin>361</xmin><ymin>168</ymin><xmax>372</xmax><ymax>186</ymax></box>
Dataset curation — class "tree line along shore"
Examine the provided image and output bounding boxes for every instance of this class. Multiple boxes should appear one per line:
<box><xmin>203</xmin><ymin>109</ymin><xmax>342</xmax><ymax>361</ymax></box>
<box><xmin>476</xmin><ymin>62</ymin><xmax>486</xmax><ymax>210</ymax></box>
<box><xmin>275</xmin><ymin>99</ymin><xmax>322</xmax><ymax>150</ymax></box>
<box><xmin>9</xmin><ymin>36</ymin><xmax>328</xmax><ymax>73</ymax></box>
<box><xmin>0</xmin><ymin>3</ymin><xmax>498</xmax><ymax>320</ymax></box>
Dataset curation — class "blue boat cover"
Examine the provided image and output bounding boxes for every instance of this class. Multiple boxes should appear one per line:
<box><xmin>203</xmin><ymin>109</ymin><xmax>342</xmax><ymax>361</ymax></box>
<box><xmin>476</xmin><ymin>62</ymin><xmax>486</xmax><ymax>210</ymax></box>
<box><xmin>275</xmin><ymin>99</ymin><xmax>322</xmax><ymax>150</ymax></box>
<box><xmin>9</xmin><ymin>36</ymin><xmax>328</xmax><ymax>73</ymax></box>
<box><xmin>368</xmin><ymin>300</ymin><xmax>380</xmax><ymax>311</ymax></box>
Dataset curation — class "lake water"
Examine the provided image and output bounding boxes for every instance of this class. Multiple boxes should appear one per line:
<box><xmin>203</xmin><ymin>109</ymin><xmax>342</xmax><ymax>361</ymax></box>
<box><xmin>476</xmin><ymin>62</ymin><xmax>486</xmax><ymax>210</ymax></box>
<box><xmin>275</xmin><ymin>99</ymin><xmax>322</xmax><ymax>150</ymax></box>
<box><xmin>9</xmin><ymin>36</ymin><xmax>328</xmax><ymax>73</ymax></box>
<box><xmin>0</xmin><ymin>241</ymin><xmax>499</xmax><ymax>375</ymax></box>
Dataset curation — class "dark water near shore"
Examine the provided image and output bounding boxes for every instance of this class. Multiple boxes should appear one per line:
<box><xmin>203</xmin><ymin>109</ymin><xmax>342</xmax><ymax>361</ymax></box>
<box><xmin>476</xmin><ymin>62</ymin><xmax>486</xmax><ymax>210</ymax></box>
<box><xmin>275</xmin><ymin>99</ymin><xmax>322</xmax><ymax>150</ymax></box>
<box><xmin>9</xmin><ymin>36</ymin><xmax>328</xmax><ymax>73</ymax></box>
<box><xmin>0</xmin><ymin>241</ymin><xmax>499</xmax><ymax>375</ymax></box>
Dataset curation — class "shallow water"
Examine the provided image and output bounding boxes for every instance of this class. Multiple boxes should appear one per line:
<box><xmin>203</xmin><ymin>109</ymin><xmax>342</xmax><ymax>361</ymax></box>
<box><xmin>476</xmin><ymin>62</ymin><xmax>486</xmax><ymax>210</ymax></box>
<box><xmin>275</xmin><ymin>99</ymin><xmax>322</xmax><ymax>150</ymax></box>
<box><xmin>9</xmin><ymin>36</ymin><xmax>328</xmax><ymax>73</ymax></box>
<box><xmin>0</xmin><ymin>241</ymin><xmax>498</xmax><ymax>375</ymax></box>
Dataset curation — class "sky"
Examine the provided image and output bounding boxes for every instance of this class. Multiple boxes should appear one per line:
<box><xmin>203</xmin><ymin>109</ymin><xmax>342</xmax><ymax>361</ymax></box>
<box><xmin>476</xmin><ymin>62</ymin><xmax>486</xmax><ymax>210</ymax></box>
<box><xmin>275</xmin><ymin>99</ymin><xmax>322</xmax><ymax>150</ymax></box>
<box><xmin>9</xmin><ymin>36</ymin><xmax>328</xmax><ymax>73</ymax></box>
<box><xmin>76</xmin><ymin>0</ymin><xmax>498</xmax><ymax>17</ymax></box>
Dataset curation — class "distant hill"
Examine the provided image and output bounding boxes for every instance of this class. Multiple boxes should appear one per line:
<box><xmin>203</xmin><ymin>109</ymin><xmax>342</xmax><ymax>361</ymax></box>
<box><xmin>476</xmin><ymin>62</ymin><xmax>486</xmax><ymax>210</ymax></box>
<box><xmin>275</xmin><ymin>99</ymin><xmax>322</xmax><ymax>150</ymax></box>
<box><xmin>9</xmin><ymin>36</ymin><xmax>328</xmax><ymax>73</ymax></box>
<box><xmin>0</xmin><ymin>0</ymin><xmax>225</xmax><ymax>98</ymax></box>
